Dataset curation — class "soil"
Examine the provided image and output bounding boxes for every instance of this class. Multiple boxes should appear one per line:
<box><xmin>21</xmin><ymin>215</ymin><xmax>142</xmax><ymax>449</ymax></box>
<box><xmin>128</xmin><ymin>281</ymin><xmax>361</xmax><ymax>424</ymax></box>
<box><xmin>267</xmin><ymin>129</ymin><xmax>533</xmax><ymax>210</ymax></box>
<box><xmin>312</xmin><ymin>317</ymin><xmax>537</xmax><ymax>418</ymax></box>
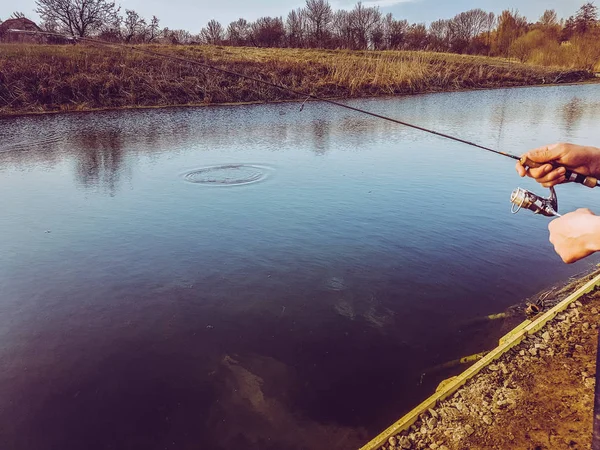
<box><xmin>382</xmin><ymin>290</ymin><xmax>600</xmax><ymax>450</ymax></box>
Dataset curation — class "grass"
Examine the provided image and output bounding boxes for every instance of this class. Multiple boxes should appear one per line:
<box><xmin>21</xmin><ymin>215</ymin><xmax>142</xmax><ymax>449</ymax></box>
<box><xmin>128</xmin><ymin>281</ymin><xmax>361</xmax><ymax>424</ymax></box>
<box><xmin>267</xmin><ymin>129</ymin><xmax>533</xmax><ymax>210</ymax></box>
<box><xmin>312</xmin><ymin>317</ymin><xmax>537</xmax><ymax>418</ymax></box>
<box><xmin>0</xmin><ymin>44</ymin><xmax>594</xmax><ymax>116</ymax></box>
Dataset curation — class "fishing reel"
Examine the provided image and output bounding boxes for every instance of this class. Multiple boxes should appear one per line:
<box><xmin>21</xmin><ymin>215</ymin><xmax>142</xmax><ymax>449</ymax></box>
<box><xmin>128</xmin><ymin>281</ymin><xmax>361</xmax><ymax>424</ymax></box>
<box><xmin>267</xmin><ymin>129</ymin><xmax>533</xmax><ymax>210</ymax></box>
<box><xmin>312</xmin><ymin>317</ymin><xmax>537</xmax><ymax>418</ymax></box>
<box><xmin>510</xmin><ymin>186</ymin><xmax>560</xmax><ymax>218</ymax></box>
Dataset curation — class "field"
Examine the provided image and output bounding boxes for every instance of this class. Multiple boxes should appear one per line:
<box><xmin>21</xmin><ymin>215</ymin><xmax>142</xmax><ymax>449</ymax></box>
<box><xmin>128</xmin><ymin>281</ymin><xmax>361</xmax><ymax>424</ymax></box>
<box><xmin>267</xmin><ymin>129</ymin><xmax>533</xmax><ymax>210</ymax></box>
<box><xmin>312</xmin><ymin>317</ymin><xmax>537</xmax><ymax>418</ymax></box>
<box><xmin>0</xmin><ymin>43</ymin><xmax>594</xmax><ymax>115</ymax></box>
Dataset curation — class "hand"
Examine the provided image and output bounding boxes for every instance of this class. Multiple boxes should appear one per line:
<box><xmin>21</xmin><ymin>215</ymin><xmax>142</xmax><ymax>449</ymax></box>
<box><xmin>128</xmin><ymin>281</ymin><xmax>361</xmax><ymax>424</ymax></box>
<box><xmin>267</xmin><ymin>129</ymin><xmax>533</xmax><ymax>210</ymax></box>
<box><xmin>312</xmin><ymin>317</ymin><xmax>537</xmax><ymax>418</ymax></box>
<box><xmin>515</xmin><ymin>143</ymin><xmax>600</xmax><ymax>187</ymax></box>
<box><xmin>548</xmin><ymin>208</ymin><xmax>600</xmax><ymax>263</ymax></box>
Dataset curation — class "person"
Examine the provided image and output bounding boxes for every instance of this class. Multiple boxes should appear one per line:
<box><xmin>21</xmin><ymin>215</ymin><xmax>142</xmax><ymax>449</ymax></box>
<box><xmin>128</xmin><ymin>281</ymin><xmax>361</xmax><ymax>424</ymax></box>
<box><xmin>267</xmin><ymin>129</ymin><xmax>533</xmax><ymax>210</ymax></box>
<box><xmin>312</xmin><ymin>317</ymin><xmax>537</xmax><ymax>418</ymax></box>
<box><xmin>516</xmin><ymin>143</ymin><xmax>600</xmax><ymax>264</ymax></box>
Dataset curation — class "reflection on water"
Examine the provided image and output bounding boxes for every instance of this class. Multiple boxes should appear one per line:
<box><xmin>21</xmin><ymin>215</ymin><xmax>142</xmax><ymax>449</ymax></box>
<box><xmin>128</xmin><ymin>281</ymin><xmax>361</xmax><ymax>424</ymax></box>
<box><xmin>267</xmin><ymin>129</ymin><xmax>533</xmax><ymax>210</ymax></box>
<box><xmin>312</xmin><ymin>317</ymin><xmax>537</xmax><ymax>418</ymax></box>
<box><xmin>1</xmin><ymin>84</ymin><xmax>600</xmax><ymax>450</ymax></box>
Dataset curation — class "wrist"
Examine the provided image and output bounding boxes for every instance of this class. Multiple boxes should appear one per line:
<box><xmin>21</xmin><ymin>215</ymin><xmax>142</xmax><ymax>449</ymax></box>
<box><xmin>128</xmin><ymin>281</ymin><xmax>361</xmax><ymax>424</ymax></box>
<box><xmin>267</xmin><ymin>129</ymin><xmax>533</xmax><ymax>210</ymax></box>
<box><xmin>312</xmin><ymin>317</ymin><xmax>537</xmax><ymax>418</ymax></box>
<box><xmin>585</xmin><ymin>215</ymin><xmax>600</xmax><ymax>253</ymax></box>
<box><xmin>586</xmin><ymin>146</ymin><xmax>600</xmax><ymax>178</ymax></box>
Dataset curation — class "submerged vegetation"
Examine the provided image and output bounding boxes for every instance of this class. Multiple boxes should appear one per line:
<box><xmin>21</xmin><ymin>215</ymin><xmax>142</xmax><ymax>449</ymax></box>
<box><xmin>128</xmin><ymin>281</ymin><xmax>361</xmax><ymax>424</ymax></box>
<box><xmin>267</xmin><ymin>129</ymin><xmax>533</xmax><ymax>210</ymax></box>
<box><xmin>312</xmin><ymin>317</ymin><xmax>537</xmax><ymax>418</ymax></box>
<box><xmin>0</xmin><ymin>44</ymin><xmax>593</xmax><ymax>116</ymax></box>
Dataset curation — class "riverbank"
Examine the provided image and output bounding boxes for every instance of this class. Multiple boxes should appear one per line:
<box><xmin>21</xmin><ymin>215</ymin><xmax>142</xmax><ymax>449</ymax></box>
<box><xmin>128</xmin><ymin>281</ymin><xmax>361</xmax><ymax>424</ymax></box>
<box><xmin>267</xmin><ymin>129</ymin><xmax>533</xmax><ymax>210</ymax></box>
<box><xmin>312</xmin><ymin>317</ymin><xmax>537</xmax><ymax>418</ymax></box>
<box><xmin>0</xmin><ymin>44</ymin><xmax>594</xmax><ymax>116</ymax></box>
<box><xmin>364</xmin><ymin>275</ymin><xmax>600</xmax><ymax>450</ymax></box>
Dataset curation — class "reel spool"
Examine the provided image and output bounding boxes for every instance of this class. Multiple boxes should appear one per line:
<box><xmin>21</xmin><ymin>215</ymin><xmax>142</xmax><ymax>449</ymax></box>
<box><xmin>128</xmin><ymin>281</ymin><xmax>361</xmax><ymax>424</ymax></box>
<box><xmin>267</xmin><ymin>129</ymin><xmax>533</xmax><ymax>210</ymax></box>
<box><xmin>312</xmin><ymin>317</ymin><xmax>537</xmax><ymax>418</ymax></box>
<box><xmin>510</xmin><ymin>186</ymin><xmax>560</xmax><ymax>218</ymax></box>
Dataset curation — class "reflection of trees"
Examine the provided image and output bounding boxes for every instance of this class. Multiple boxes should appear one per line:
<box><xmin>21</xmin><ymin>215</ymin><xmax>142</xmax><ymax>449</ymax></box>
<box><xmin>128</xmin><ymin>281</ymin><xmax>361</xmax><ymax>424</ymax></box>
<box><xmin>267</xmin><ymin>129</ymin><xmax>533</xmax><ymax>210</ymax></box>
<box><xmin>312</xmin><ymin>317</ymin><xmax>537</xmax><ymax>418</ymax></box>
<box><xmin>561</xmin><ymin>98</ymin><xmax>584</xmax><ymax>136</ymax></box>
<box><xmin>72</xmin><ymin>131</ymin><xmax>126</xmax><ymax>196</ymax></box>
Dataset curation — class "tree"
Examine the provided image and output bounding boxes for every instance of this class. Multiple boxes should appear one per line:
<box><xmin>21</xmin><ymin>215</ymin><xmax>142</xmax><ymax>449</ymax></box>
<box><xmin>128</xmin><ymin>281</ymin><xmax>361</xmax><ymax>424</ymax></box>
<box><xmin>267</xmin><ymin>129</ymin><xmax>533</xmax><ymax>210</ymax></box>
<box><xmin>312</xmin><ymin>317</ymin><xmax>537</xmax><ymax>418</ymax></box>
<box><xmin>539</xmin><ymin>9</ymin><xmax>558</xmax><ymax>27</ymax></box>
<box><xmin>349</xmin><ymin>2</ymin><xmax>382</xmax><ymax>50</ymax></box>
<box><xmin>10</xmin><ymin>12</ymin><xmax>27</xmax><ymax>19</ymax></box>
<box><xmin>227</xmin><ymin>18</ymin><xmax>250</xmax><ymax>46</ymax></box>
<box><xmin>493</xmin><ymin>10</ymin><xmax>528</xmax><ymax>56</ymax></box>
<box><xmin>447</xmin><ymin>9</ymin><xmax>489</xmax><ymax>53</ymax></box>
<box><xmin>35</xmin><ymin>0</ymin><xmax>119</xmax><ymax>37</ymax></box>
<box><xmin>201</xmin><ymin>19</ymin><xmax>224</xmax><ymax>45</ymax></box>
<box><xmin>305</xmin><ymin>0</ymin><xmax>332</xmax><ymax>47</ymax></box>
<box><xmin>404</xmin><ymin>23</ymin><xmax>428</xmax><ymax>50</ymax></box>
<box><xmin>146</xmin><ymin>16</ymin><xmax>161</xmax><ymax>43</ymax></box>
<box><xmin>123</xmin><ymin>9</ymin><xmax>146</xmax><ymax>43</ymax></box>
<box><xmin>285</xmin><ymin>9</ymin><xmax>306</xmax><ymax>48</ymax></box>
<box><xmin>574</xmin><ymin>2</ymin><xmax>598</xmax><ymax>34</ymax></box>
<box><xmin>250</xmin><ymin>17</ymin><xmax>285</xmax><ymax>47</ymax></box>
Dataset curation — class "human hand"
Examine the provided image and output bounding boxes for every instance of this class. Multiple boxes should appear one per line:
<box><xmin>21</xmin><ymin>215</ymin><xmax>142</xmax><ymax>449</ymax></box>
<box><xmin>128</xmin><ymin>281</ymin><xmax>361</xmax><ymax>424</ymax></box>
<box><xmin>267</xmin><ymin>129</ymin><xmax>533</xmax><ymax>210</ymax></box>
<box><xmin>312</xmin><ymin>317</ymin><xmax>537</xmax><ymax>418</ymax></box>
<box><xmin>515</xmin><ymin>143</ymin><xmax>600</xmax><ymax>188</ymax></box>
<box><xmin>548</xmin><ymin>208</ymin><xmax>600</xmax><ymax>263</ymax></box>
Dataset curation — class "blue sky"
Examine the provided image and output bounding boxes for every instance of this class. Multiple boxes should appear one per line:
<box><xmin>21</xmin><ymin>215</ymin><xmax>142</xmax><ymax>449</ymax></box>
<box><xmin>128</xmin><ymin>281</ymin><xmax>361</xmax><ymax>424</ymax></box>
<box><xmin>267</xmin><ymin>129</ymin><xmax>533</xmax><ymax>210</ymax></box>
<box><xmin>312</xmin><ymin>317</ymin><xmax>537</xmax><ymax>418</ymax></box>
<box><xmin>1</xmin><ymin>0</ymin><xmax>585</xmax><ymax>32</ymax></box>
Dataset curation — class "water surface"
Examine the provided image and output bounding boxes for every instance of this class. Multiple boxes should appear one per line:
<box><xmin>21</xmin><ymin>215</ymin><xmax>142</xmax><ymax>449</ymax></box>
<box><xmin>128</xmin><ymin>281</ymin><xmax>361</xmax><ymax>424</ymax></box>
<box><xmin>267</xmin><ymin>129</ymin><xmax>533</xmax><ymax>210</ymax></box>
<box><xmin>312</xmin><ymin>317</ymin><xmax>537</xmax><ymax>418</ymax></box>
<box><xmin>1</xmin><ymin>84</ymin><xmax>600</xmax><ymax>449</ymax></box>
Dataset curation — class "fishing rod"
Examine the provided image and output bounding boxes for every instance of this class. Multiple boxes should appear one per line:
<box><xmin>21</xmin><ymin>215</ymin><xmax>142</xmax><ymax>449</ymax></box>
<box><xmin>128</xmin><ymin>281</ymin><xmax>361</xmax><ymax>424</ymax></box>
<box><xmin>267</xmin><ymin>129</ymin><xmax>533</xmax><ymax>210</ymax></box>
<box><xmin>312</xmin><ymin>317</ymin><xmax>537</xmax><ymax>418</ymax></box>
<box><xmin>9</xmin><ymin>29</ymin><xmax>599</xmax><ymax>217</ymax></box>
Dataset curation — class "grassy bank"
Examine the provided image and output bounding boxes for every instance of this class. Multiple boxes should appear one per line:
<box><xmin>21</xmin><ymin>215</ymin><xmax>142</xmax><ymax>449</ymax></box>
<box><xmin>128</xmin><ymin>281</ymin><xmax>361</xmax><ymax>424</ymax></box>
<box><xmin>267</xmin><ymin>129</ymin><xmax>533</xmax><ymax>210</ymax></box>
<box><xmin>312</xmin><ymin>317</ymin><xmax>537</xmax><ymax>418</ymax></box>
<box><xmin>0</xmin><ymin>44</ymin><xmax>594</xmax><ymax>116</ymax></box>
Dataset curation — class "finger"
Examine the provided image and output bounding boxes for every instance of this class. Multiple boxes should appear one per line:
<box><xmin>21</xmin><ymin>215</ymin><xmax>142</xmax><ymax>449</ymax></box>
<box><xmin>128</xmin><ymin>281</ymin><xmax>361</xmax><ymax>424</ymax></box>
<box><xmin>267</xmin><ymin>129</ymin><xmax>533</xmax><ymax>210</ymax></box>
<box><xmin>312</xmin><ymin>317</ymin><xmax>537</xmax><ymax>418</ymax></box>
<box><xmin>542</xmin><ymin>176</ymin><xmax>565</xmax><ymax>187</ymax></box>
<box><xmin>515</xmin><ymin>161</ymin><xmax>527</xmax><ymax>177</ymax></box>
<box><xmin>525</xmin><ymin>143</ymin><xmax>564</xmax><ymax>164</ymax></box>
<box><xmin>527</xmin><ymin>164</ymin><xmax>554</xmax><ymax>179</ymax></box>
<box><xmin>536</xmin><ymin>167</ymin><xmax>566</xmax><ymax>184</ymax></box>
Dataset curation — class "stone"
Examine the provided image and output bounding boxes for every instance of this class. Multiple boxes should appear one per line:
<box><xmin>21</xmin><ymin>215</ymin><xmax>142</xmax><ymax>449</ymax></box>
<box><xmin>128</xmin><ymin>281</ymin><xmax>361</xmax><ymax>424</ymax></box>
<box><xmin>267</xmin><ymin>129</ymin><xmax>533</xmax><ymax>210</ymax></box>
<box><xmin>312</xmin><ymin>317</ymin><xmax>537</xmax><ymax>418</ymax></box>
<box><xmin>583</xmin><ymin>322</ymin><xmax>590</xmax><ymax>331</ymax></box>
<box><xmin>420</xmin><ymin>426</ymin><xmax>428</xmax><ymax>435</ymax></box>
<box><xmin>389</xmin><ymin>437</ymin><xmax>397</xmax><ymax>447</ymax></box>
<box><xmin>455</xmin><ymin>402</ymin><xmax>464</xmax><ymax>412</ymax></box>
<box><xmin>519</xmin><ymin>350</ymin><xmax>526</xmax><ymax>356</ymax></box>
<box><xmin>429</xmin><ymin>444</ymin><xmax>439</xmax><ymax>450</ymax></box>
<box><xmin>542</xmin><ymin>331</ymin><xmax>551</xmax><ymax>342</ymax></box>
<box><xmin>575</xmin><ymin>301</ymin><xmax>583</xmax><ymax>307</ymax></box>
<box><xmin>592</xmin><ymin>308</ymin><xmax>599</xmax><ymax>315</ymax></box>
<box><xmin>464</xmin><ymin>424</ymin><xmax>475</xmax><ymax>436</ymax></box>
<box><xmin>439</xmin><ymin>446</ymin><xmax>450</xmax><ymax>450</ymax></box>
<box><xmin>427</xmin><ymin>417</ymin><xmax>438</xmax><ymax>430</ymax></box>
<box><xmin>535</xmin><ymin>343</ymin><xmax>547</xmax><ymax>350</ymax></box>
<box><xmin>585</xmin><ymin>378</ymin><xmax>596</xmax><ymax>389</ymax></box>
<box><xmin>488</xmin><ymin>364</ymin><xmax>499</xmax><ymax>371</ymax></box>
<box><xmin>428</xmin><ymin>408</ymin><xmax>439</xmax><ymax>419</ymax></box>
<box><xmin>400</xmin><ymin>436</ymin><xmax>411</xmax><ymax>449</ymax></box>
<box><xmin>529</xmin><ymin>348</ymin><xmax>538</xmax><ymax>356</ymax></box>
<box><xmin>483</xmin><ymin>415</ymin><xmax>493</xmax><ymax>425</ymax></box>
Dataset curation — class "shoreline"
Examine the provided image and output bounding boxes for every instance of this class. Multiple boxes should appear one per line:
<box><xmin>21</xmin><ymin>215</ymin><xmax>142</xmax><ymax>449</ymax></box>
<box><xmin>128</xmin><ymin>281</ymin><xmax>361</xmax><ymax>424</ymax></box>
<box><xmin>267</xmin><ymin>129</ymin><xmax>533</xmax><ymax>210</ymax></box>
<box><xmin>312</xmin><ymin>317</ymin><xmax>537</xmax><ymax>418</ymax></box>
<box><xmin>2</xmin><ymin>78</ymin><xmax>599</xmax><ymax>119</ymax></box>
<box><xmin>361</xmin><ymin>270</ymin><xmax>600</xmax><ymax>450</ymax></box>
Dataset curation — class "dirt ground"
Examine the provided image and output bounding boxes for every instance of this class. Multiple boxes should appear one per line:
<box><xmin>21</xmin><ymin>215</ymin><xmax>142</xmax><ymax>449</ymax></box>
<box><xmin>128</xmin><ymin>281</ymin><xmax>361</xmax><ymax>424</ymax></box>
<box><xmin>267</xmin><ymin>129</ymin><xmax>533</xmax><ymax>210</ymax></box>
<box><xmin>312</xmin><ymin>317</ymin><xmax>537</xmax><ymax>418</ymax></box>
<box><xmin>382</xmin><ymin>290</ymin><xmax>600</xmax><ymax>450</ymax></box>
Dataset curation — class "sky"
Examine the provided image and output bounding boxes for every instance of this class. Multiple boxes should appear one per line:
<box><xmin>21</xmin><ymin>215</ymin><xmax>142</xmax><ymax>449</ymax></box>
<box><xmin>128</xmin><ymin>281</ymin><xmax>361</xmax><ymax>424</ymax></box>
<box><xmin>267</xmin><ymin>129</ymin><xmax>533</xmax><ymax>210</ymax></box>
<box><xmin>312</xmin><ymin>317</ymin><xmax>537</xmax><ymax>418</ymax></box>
<box><xmin>0</xmin><ymin>0</ymin><xmax>585</xmax><ymax>32</ymax></box>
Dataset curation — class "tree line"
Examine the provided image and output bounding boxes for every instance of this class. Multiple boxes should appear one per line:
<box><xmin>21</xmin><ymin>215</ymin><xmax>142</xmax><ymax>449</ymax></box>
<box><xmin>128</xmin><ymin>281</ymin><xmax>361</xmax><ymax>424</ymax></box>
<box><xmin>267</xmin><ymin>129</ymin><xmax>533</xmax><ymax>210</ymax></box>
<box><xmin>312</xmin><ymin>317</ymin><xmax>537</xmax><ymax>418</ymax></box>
<box><xmin>2</xmin><ymin>0</ymin><xmax>599</xmax><ymax>62</ymax></box>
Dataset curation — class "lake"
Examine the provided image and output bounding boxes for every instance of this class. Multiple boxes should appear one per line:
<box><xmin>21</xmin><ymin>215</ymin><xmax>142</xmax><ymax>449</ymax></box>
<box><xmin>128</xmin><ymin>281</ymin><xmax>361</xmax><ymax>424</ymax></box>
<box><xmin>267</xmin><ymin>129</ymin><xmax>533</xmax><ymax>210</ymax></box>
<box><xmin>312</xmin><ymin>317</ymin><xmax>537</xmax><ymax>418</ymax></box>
<box><xmin>1</xmin><ymin>83</ymin><xmax>600</xmax><ymax>450</ymax></box>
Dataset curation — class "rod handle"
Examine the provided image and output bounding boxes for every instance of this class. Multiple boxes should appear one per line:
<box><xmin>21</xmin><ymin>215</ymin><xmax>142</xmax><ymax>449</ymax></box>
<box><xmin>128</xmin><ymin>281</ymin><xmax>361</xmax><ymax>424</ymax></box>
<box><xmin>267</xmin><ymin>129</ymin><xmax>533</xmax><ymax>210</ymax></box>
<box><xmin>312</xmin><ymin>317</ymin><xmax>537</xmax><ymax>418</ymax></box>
<box><xmin>519</xmin><ymin>156</ymin><xmax>598</xmax><ymax>188</ymax></box>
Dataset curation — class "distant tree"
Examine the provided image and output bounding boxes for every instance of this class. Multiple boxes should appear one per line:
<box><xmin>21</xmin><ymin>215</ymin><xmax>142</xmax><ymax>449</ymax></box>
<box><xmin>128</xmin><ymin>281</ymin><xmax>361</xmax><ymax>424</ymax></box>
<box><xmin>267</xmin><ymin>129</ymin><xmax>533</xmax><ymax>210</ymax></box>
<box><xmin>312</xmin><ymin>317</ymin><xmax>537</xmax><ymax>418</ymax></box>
<box><xmin>201</xmin><ymin>19</ymin><xmax>224</xmax><ymax>45</ymax></box>
<box><xmin>285</xmin><ymin>9</ymin><xmax>306</xmax><ymax>48</ymax></box>
<box><xmin>227</xmin><ymin>18</ymin><xmax>250</xmax><ymax>46</ymax></box>
<box><xmin>35</xmin><ymin>0</ymin><xmax>120</xmax><ymax>37</ymax></box>
<box><xmin>250</xmin><ymin>17</ymin><xmax>285</xmax><ymax>47</ymax></box>
<box><xmin>10</xmin><ymin>11</ymin><xmax>27</xmax><ymax>19</ymax></box>
<box><xmin>331</xmin><ymin>10</ymin><xmax>352</xmax><ymax>48</ymax></box>
<box><xmin>146</xmin><ymin>16</ymin><xmax>161</xmax><ymax>43</ymax></box>
<box><xmin>447</xmin><ymin>9</ymin><xmax>489</xmax><ymax>53</ymax></box>
<box><xmin>304</xmin><ymin>0</ymin><xmax>332</xmax><ymax>47</ymax></box>
<box><xmin>385</xmin><ymin>16</ymin><xmax>408</xmax><ymax>50</ymax></box>
<box><xmin>123</xmin><ymin>9</ymin><xmax>146</xmax><ymax>43</ymax></box>
<box><xmin>539</xmin><ymin>9</ymin><xmax>558</xmax><ymax>27</ymax></box>
<box><xmin>429</xmin><ymin>19</ymin><xmax>451</xmax><ymax>51</ymax></box>
<box><xmin>349</xmin><ymin>2</ymin><xmax>382</xmax><ymax>49</ymax></box>
<box><xmin>493</xmin><ymin>10</ymin><xmax>528</xmax><ymax>56</ymax></box>
<box><xmin>574</xmin><ymin>2</ymin><xmax>598</xmax><ymax>34</ymax></box>
<box><xmin>404</xmin><ymin>23</ymin><xmax>428</xmax><ymax>50</ymax></box>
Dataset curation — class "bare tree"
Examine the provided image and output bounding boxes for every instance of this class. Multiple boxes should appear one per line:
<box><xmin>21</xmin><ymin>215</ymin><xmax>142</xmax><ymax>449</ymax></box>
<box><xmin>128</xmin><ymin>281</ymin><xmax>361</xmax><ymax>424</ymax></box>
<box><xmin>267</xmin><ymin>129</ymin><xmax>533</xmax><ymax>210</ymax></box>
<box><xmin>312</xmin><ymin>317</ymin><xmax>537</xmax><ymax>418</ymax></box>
<box><xmin>201</xmin><ymin>19</ymin><xmax>224</xmax><ymax>45</ymax></box>
<box><xmin>539</xmin><ymin>9</ymin><xmax>558</xmax><ymax>27</ymax></box>
<box><xmin>448</xmin><ymin>9</ymin><xmax>489</xmax><ymax>53</ymax></box>
<box><xmin>305</xmin><ymin>0</ymin><xmax>332</xmax><ymax>47</ymax></box>
<box><xmin>35</xmin><ymin>0</ymin><xmax>120</xmax><ymax>37</ymax></box>
<box><xmin>250</xmin><ymin>16</ymin><xmax>285</xmax><ymax>47</ymax></box>
<box><xmin>123</xmin><ymin>9</ymin><xmax>146</xmax><ymax>43</ymax></box>
<box><xmin>10</xmin><ymin>11</ymin><xmax>27</xmax><ymax>19</ymax></box>
<box><xmin>404</xmin><ymin>23</ymin><xmax>428</xmax><ymax>50</ymax></box>
<box><xmin>331</xmin><ymin>10</ymin><xmax>352</xmax><ymax>48</ymax></box>
<box><xmin>429</xmin><ymin>19</ymin><xmax>452</xmax><ymax>51</ymax></box>
<box><xmin>227</xmin><ymin>18</ymin><xmax>250</xmax><ymax>46</ymax></box>
<box><xmin>146</xmin><ymin>16</ymin><xmax>160</xmax><ymax>43</ymax></box>
<box><xmin>349</xmin><ymin>2</ymin><xmax>382</xmax><ymax>49</ymax></box>
<box><xmin>286</xmin><ymin>8</ymin><xmax>306</xmax><ymax>48</ymax></box>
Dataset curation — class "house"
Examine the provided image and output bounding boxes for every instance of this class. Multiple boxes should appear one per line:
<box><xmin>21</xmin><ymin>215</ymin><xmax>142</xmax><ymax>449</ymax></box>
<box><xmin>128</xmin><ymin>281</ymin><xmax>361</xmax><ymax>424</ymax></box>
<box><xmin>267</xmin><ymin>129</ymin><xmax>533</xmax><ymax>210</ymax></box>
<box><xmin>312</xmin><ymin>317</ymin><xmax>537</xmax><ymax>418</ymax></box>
<box><xmin>0</xmin><ymin>18</ymin><xmax>43</xmax><ymax>43</ymax></box>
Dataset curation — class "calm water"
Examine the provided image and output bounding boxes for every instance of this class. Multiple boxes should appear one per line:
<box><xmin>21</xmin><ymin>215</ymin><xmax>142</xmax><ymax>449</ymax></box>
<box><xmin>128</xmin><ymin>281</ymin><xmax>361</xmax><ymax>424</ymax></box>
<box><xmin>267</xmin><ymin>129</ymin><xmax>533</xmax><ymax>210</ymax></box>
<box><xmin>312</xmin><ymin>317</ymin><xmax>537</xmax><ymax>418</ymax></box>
<box><xmin>2</xmin><ymin>84</ymin><xmax>600</xmax><ymax>450</ymax></box>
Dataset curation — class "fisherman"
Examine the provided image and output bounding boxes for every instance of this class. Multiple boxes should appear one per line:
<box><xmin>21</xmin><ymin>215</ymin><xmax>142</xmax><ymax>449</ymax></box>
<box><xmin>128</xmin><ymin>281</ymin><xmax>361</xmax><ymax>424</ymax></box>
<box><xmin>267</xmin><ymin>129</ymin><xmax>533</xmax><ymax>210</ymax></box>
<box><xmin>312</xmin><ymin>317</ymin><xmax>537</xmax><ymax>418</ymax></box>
<box><xmin>516</xmin><ymin>143</ymin><xmax>600</xmax><ymax>264</ymax></box>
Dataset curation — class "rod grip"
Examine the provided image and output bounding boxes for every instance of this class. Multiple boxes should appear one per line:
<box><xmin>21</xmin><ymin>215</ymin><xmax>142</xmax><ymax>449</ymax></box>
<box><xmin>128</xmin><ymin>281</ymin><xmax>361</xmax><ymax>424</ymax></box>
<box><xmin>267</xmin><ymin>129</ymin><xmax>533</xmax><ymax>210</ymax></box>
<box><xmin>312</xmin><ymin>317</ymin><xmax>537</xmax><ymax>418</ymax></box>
<box><xmin>519</xmin><ymin>156</ymin><xmax>598</xmax><ymax>188</ymax></box>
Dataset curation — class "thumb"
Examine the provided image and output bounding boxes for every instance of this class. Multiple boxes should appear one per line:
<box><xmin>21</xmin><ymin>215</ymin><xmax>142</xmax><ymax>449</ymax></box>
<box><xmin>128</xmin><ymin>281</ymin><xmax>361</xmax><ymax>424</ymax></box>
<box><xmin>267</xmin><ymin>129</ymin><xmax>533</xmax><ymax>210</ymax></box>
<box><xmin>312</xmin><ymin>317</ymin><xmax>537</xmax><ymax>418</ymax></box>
<box><xmin>525</xmin><ymin>144</ymin><xmax>564</xmax><ymax>164</ymax></box>
<box><xmin>575</xmin><ymin>208</ymin><xmax>595</xmax><ymax>215</ymax></box>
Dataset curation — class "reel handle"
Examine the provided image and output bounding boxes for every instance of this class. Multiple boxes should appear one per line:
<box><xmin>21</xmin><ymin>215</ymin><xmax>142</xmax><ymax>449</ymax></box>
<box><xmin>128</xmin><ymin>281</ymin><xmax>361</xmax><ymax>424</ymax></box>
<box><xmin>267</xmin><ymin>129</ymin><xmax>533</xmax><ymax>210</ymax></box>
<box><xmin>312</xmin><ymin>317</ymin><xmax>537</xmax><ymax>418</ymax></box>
<box><xmin>519</xmin><ymin>156</ymin><xmax>598</xmax><ymax>188</ymax></box>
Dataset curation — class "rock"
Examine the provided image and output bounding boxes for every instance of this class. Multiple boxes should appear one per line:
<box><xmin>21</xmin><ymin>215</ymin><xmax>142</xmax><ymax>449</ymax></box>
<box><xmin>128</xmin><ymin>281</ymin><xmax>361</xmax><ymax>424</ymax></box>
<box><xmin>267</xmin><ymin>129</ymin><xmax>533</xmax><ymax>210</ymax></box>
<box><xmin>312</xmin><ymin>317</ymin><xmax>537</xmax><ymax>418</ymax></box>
<box><xmin>389</xmin><ymin>437</ymin><xmax>397</xmax><ymax>447</ymax></box>
<box><xmin>420</xmin><ymin>426</ymin><xmax>427</xmax><ymax>435</ymax></box>
<box><xmin>439</xmin><ymin>446</ymin><xmax>449</xmax><ymax>450</ymax></box>
<box><xmin>482</xmin><ymin>415</ymin><xmax>493</xmax><ymax>425</ymax></box>
<box><xmin>575</xmin><ymin>301</ymin><xmax>583</xmax><ymax>307</ymax></box>
<box><xmin>455</xmin><ymin>402</ymin><xmax>464</xmax><ymax>412</ymax></box>
<box><xmin>400</xmin><ymin>436</ymin><xmax>411</xmax><ymax>449</ymax></box>
<box><xmin>465</xmin><ymin>424</ymin><xmax>475</xmax><ymax>436</ymax></box>
<box><xmin>428</xmin><ymin>408</ymin><xmax>439</xmax><ymax>419</ymax></box>
<box><xmin>570</xmin><ymin>303</ymin><xmax>577</xmax><ymax>309</ymax></box>
<box><xmin>519</xmin><ymin>350</ymin><xmax>526</xmax><ymax>356</ymax></box>
<box><xmin>429</xmin><ymin>444</ymin><xmax>439</xmax><ymax>450</ymax></box>
<box><xmin>583</xmin><ymin>322</ymin><xmax>590</xmax><ymax>331</ymax></box>
<box><xmin>591</xmin><ymin>307</ymin><xmax>598</xmax><ymax>314</ymax></box>
<box><xmin>499</xmin><ymin>363</ymin><xmax>509</xmax><ymax>375</ymax></box>
<box><xmin>529</xmin><ymin>348</ymin><xmax>538</xmax><ymax>356</ymax></box>
<box><xmin>542</xmin><ymin>331</ymin><xmax>551</xmax><ymax>342</ymax></box>
<box><xmin>585</xmin><ymin>378</ymin><xmax>596</xmax><ymax>389</ymax></box>
<box><xmin>535</xmin><ymin>343</ymin><xmax>547</xmax><ymax>350</ymax></box>
<box><xmin>427</xmin><ymin>417</ymin><xmax>438</xmax><ymax>430</ymax></box>
<box><xmin>576</xmin><ymin>345</ymin><xmax>584</xmax><ymax>351</ymax></box>
<box><xmin>488</xmin><ymin>364</ymin><xmax>499</xmax><ymax>371</ymax></box>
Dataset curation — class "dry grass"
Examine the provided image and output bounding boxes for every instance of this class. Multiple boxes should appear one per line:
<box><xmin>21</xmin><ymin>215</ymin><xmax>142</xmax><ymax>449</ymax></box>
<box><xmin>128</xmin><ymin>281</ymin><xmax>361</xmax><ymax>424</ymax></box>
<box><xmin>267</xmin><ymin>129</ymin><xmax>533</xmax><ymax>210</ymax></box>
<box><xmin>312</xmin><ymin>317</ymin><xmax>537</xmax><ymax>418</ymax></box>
<box><xmin>0</xmin><ymin>44</ymin><xmax>593</xmax><ymax>115</ymax></box>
